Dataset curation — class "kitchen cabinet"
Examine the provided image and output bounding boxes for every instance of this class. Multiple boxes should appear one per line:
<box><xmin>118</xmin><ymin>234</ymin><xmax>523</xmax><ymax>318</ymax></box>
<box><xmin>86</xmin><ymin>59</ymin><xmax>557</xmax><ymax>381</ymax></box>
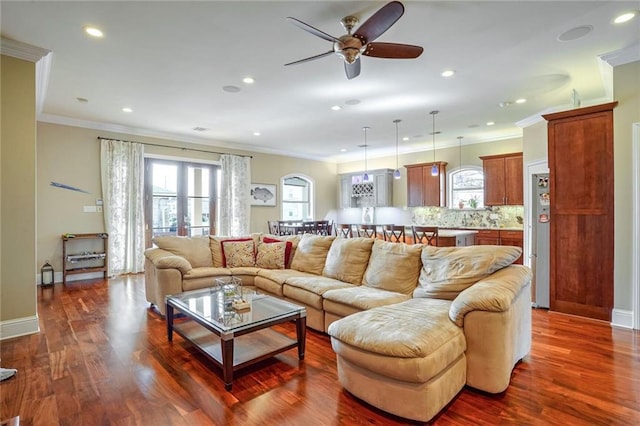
<box><xmin>543</xmin><ymin>102</ymin><xmax>616</xmax><ymax>321</ymax></box>
<box><xmin>474</xmin><ymin>229</ymin><xmax>523</xmax><ymax>264</ymax></box>
<box><xmin>480</xmin><ymin>153</ymin><xmax>523</xmax><ymax>206</ymax></box>
<box><xmin>338</xmin><ymin>169</ymin><xmax>393</xmax><ymax>208</ymax></box>
<box><xmin>405</xmin><ymin>162</ymin><xmax>447</xmax><ymax>207</ymax></box>
<box><xmin>438</xmin><ymin>233</ymin><xmax>476</xmax><ymax>247</ymax></box>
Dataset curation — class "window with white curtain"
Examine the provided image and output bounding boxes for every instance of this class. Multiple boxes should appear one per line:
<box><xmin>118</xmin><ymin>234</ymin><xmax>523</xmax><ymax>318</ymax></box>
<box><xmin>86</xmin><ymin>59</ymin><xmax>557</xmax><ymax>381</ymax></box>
<box><xmin>448</xmin><ymin>166</ymin><xmax>484</xmax><ymax>209</ymax></box>
<box><xmin>281</xmin><ymin>175</ymin><xmax>314</xmax><ymax>221</ymax></box>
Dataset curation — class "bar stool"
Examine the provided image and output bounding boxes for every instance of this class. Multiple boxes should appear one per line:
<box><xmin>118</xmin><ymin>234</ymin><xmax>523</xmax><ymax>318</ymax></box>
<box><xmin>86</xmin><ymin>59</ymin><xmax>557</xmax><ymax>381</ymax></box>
<box><xmin>412</xmin><ymin>226</ymin><xmax>439</xmax><ymax>246</ymax></box>
<box><xmin>382</xmin><ymin>224</ymin><xmax>405</xmax><ymax>243</ymax></box>
<box><xmin>357</xmin><ymin>224</ymin><xmax>377</xmax><ymax>238</ymax></box>
<box><xmin>335</xmin><ymin>224</ymin><xmax>353</xmax><ymax>238</ymax></box>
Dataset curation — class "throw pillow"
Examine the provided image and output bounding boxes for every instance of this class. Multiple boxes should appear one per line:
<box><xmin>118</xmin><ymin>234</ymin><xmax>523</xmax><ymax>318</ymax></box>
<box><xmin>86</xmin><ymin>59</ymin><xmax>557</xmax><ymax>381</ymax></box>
<box><xmin>255</xmin><ymin>241</ymin><xmax>288</xmax><ymax>269</ymax></box>
<box><xmin>416</xmin><ymin>245</ymin><xmax>522</xmax><ymax>300</ymax></box>
<box><xmin>262</xmin><ymin>236</ymin><xmax>293</xmax><ymax>266</ymax></box>
<box><xmin>290</xmin><ymin>234</ymin><xmax>336</xmax><ymax>275</ymax></box>
<box><xmin>221</xmin><ymin>239</ymin><xmax>256</xmax><ymax>268</ymax></box>
<box><xmin>362</xmin><ymin>239</ymin><xmax>423</xmax><ymax>294</ymax></box>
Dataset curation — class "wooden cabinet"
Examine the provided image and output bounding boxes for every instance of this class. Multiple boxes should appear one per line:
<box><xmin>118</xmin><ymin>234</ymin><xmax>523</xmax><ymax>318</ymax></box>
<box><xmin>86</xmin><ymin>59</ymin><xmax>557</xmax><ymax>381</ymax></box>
<box><xmin>338</xmin><ymin>169</ymin><xmax>393</xmax><ymax>208</ymax></box>
<box><xmin>543</xmin><ymin>102</ymin><xmax>616</xmax><ymax>321</ymax></box>
<box><xmin>405</xmin><ymin>162</ymin><xmax>447</xmax><ymax>207</ymax></box>
<box><xmin>480</xmin><ymin>153</ymin><xmax>523</xmax><ymax>206</ymax></box>
<box><xmin>62</xmin><ymin>233</ymin><xmax>109</xmax><ymax>284</ymax></box>
<box><xmin>438</xmin><ymin>233</ymin><xmax>476</xmax><ymax>247</ymax></box>
<box><xmin>474</xmin><ymin>229</ymin><xmax>523</xmax><ymax>264</ymax></box>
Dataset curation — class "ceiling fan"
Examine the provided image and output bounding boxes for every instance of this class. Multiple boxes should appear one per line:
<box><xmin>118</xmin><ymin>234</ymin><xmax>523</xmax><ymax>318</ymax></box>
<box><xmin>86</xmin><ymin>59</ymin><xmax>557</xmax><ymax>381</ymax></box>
<box><xmin>285</xmin><ymin>1</ymin><xmax>423</xmax><ymax>79</ymax></box>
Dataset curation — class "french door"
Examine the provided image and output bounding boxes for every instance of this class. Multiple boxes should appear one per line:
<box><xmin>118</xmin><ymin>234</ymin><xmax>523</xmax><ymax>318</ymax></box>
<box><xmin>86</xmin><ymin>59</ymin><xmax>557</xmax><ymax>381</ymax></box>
<box><xmin>144</xmin><ymin>158</ymin><xmax>219</xmax><ymax>247</ymax></box>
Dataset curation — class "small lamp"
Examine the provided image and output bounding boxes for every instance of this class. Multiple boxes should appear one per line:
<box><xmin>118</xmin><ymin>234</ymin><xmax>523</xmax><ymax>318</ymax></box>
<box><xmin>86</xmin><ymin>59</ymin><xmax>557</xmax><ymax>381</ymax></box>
<box><xmin>41</xmin><ymin>261</ymin><xmax>54</xmax><ymax>287</ymax></box>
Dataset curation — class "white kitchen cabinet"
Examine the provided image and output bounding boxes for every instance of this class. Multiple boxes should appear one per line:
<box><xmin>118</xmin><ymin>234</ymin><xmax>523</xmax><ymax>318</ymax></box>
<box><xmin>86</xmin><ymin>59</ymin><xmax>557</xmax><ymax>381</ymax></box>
<box><xmin>338</xmin><ymin>169</ymin><xmax>393</xmax><ymax>208</ymax></box>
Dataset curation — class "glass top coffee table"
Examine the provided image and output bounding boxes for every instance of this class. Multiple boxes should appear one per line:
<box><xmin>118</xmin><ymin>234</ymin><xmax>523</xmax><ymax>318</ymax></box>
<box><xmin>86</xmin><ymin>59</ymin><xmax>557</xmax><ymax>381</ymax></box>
<box><xmin>165</xmin><ymin>286</ymin><xmax>306</xmax><ymax>390</ymax></box>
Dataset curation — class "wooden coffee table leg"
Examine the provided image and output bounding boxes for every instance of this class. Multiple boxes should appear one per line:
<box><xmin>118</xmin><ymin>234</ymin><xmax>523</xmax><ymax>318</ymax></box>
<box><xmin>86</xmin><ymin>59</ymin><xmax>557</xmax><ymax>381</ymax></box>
<box><xmin>221</xmin><ymin>336</ymin><xmax>234</xmax><ymax>390</ymax></box>
<box><xmin>296</xmin><ymin>316</ymin><xmax>306</xmax><ymax>360</ymax></box>
<box><xmin>166</xmin><ymin>304</ymin><xmax>174</xmax><ymax>342</ymax></box>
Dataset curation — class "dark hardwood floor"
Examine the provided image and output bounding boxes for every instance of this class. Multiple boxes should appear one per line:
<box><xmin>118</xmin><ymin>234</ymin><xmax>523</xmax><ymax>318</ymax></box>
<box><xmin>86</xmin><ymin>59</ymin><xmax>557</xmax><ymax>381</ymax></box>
<box><xmin>1</xmin><ymin>275</ymin><xmax>639</xmax><ymax>425</ymax></box>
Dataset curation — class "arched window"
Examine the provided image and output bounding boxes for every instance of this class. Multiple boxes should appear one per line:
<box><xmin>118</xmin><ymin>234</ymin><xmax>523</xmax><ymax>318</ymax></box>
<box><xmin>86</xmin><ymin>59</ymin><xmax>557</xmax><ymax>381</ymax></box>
<box><xmin>281</xmin><ymin>174</ymin><xmax>314</xmax><ymax>220</ymax></box>
<box><xmin>448</xmin><ymin>166</ymin><xmax>484</xmax><ymax>209</ymax></box>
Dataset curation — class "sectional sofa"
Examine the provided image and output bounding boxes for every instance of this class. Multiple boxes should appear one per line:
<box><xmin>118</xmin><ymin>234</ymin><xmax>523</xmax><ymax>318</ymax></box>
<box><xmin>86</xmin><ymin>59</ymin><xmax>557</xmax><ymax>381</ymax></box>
<box><xmin>144</xmin><ymin>233</ymin><xmax>532</xmax><ymax>422</ymax></box>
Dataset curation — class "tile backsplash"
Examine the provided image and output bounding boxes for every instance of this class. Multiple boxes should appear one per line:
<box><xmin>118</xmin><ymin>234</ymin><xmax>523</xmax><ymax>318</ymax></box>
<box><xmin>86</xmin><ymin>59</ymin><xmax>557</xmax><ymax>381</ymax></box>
<box><xmin>411</xmin><ymin>206</ymin><xmax>524</xmax><ymax>229</ymax></box>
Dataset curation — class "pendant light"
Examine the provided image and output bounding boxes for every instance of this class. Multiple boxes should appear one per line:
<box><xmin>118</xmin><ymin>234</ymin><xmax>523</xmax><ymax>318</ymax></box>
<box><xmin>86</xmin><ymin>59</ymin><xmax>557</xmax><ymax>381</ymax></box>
<box><xmin>362</xmin><ymin>126</ymin><xmax>370</xmax><ymax>182</ymax></box>
<box><xmin>457</xmin><ymin>136</ymin><xmax>463</xmax><ymax>168</ymax></box>
<box><xmin>393</xmin><ymin>119</ymin><xmax>401</xmax><ymax>179</ymax></box>
<box><xmin>430</xmin><ymin>110</ymin><xmax>440</xmax><ymax>176</ymax></box>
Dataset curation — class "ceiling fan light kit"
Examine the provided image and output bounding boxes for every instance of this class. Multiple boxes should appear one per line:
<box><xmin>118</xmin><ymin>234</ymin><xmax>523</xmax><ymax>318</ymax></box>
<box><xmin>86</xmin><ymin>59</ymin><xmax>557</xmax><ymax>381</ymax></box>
<box><xmin>285</xmin><ymin>1</ymin><xmax>423</xmax><ymax>79</ymax></box>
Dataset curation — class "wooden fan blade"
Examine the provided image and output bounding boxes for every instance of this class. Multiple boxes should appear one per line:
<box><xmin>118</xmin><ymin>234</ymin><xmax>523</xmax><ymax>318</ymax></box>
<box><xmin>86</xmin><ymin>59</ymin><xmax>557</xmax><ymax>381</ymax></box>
<box><xmin>363</xmin><ymin>42</ymin><xmax>423</xmax><ymax>59</ymax></box>
<box><xmin>287</xmin><ymin>17</ymin><xmax>340</xmax><ymax>42</ymax></box>
<box><xmin>344</xmin><ymin>58</ymin><xmax>361</xmax><ymax>80</ymax></box>
<box><xmin>285</xmin><ymin>50</ymin><xmax>334</xmax><ymax>66</ymax></box>
<box><xmin>353</xmin><ymin>1</ymin><xmax>404</xmax><ymax>43</ymax></box>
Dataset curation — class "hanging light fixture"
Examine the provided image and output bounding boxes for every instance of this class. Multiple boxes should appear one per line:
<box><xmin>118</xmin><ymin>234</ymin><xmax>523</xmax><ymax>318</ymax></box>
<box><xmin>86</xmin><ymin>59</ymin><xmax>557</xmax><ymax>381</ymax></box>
<box><xmin>430</xmin><ymin>110</ymin><xmax>440</xmax><ymax>176</ymax></box>
<box><xmin>393</xmin><ymin>119</ymin><xmax>401</xmax><ymax>179</ymax></box>
<box><xmin>362</xmin><ymin>126</ymin><xmax>370</xmax><ymax>182</ymax></box>
<box><xmin>457</xmin><ymin>136</ymin><xmax>463</xmax><ymax>169</ymax></box>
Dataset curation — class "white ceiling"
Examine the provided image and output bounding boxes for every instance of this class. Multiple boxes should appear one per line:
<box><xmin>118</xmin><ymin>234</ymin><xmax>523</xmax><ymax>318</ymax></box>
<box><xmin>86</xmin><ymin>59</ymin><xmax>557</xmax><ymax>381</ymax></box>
<box><xmin>2</xmin><ymin>1</ymin><xmax>639</xmax><ymax>163</ymax></box>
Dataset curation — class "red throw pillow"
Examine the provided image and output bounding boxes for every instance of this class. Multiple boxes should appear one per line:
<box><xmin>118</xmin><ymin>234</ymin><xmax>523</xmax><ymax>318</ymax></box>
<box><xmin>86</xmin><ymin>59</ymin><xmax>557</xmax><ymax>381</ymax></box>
<box><xmin>220</xmin><ymin>238</ymin><xmax>254</xmax><ymax>267</ymax></box>
<box><xmin>262</xmin><ymin>236</ymin><xmax>293</xmax><ymax>266</ymax></box>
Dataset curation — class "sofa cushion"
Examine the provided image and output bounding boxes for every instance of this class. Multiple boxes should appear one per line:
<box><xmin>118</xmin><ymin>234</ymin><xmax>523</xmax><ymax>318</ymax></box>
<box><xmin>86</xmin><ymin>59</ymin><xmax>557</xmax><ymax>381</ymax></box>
<box><xmin>323</xmin><ymin>286</ymin><xmax>411</xmax><ymax>312</ymax></box>
<box><xmin>322</xmin><ymin>237</ymin><xmax>374</xmax><ymax>285</ymax></box>
<box><xmin>256</xmin><ymin>240</ymin><xmax>289</xmax><ymax>269</ymax></box>
<box><xmin>415</xmin><ymin>245</ymin><xmax>522</xmax><ymax>300</ymax></box>
<box><xmin>221</xmin><ymin>239</ymin><xmax>256</xmax><ymax>267</ymax></box>
<box><xmin>328</xmin><ymin>298</ymin><xmax>463</xmax><ymax>362</ymax></box>
<box><xmin>290</xmin><ymin>234</ymin><xmax>336</xmax><ymax>275</ymax></box>
<box><xmin>261</xmin><ymin>234</ymin><xmax>300</xmax><ymax>268</ymax></box>
<box><xmin>153</xmin><ymin>236</ymin><xmax>213</xmax><ymax>268</ymax></box>
<box><xmin>283</xmin><ymin>276</ymin><xmax>355</xmax><ymax>309</ymax></box>
<box><xmin>362</xmin><ymin>240</ymin><xmax>423</xmax><ymax>294</ymax></box>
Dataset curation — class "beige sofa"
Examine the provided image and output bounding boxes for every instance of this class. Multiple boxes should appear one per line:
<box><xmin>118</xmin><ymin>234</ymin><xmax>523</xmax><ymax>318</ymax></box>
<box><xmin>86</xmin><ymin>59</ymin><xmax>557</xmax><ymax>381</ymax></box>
<box><xmin>144</xmin><ymin>232</ymin><xmax>531</xmax><ymax>422</ymax></box>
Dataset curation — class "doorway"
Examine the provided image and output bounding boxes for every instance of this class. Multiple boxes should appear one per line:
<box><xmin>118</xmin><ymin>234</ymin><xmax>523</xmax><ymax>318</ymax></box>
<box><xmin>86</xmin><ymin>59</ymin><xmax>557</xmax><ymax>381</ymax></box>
<box><xmin>144</xmin><ymin>158</ymin><xmax>219</xmax><ymax>247</ymax></box>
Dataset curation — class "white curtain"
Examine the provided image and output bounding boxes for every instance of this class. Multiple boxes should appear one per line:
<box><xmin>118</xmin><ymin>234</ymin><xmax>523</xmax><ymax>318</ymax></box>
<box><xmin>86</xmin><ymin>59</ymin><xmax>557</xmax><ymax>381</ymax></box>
<box><xmin>219</xmin><ymin>154</ymin><xmax>251</xmax><ymax>236</ymax></box>
<box><xmin>100</xmin><ymin>139</ymin><xmax>145</xmax><ymax>275</ymax></box>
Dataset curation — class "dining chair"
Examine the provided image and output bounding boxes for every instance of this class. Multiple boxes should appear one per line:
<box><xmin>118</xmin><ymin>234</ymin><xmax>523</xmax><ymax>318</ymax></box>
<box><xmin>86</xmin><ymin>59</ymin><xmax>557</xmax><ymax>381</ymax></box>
<box><xmin>335</xmin><ymin>224</ymin><xmax>353</xmax><ymax>238</ymax></box>
<box><xmin>299</xmin><ymin>221</ymin><xmax>317</xmax><ymax>234</ymax></box>
<box><xmin>412</xmin><ymin>226</ymin><xmax>439</xmax><ymax>246</ymax></box>
<box><xmin>357</xmin><ymin>224</ymin><xmax>377</xmax><ymax>239</ymax></box>
<box><xmin>382</xmin><ymin>224</ymin><xmax>405</xmax><ymax>243</ymax></box>
<box><xmin>267</xmin><ymin>220</ymin><xmax>280</xmax><ymax>236</ymax></box>
<box><xmin>315</xmin><ymin>220</ymin><xmax>331</xmax><ymax>235</ymax></box>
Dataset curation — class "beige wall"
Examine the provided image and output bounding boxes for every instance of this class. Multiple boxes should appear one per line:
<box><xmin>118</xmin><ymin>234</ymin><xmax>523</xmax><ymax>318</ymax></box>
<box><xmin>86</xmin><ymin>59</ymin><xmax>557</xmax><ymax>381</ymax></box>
<box><xmin>36</xmin><ymin>122</ymin><xmax>338</xmax><ymax>273</ymax></box>
<box><xmin>522</xmin><ymin>121</ymin><xmax>548</xmax><ymax>164</ymax></box>
<box><xmin>338</xmin><ymin>137</ymin><xmax>523</xmax><ymax>207</ymax></box>
<box><xmin>613</xmin><ymin>60</ymin><xmax>640</xmax><ymax>311</ymax></box>
<box><xmin>1</xmin><ymin>55</ymin><xmax>37</xmax><ymax>323</ymax></box>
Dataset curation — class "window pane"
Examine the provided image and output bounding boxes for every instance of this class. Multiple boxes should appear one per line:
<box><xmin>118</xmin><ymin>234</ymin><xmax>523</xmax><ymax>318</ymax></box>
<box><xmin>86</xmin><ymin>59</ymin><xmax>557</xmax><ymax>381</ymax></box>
<box><xmin>152</xmin><ymin>163</ymin><xmax>178</xmax><ymax>237</ymax></box>
<box><xmin>450</xmin><ymin>168</ymin><xmax>484</xmax><ymax>209</ymax></box>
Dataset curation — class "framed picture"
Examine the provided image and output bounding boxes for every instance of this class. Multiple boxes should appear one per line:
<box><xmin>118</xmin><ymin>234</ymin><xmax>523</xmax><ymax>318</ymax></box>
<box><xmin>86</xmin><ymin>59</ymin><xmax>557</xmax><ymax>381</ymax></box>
<box><xmin>250</xmin><ymin>183</ymin><xmax>276</xmax><ymax>206</ymax></box>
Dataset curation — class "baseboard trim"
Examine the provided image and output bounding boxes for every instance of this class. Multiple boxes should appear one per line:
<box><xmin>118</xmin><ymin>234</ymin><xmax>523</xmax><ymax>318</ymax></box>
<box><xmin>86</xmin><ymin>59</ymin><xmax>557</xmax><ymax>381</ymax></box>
<box><xmin>0</xmin><ymin>315</ymin><xmax>40</xmax><ymax>340</ymax></box>
<box><xmin>36</xmin><ymin>271</ymin><xmax>103</xmax><ymax>285</ymax></box>
<box><xmin>611</xmin><ymin>309</ymin><xmax>633</xmax><ymax>329</ymax></box>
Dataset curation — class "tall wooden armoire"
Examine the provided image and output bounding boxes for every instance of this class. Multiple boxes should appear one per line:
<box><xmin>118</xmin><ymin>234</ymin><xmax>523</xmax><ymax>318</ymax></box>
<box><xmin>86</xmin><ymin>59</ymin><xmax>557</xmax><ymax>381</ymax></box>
<box><xmin>542</xmin><ymin>102</ymin><xmax>617</xmax><ymax>321</ymax></box>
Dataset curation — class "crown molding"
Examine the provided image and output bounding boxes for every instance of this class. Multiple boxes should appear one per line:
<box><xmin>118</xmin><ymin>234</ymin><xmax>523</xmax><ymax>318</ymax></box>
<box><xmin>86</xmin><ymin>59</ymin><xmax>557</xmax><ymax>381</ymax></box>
<box><xmin>599</xmin><ymin>43</ymin><xmax>640</xmax><ymax>67</ymax></box>
<box><xmin>0</xmin><ymin>37</ymin><xmax>50</xmax><ymax>62</ymax></box>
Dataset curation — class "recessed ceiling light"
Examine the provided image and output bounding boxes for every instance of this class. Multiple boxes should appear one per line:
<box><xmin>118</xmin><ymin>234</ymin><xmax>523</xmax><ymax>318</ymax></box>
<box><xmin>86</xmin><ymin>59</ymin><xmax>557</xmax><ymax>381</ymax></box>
<box><xmin>122</xmin><ymin>107</ymin><xmax>133</xmax><ymax>113</ymax></box>
<box><xmin>83</xmin><ymin>26</ymin><xmax>104</xmax><ymax>38</ymax></box>
<box><xmin>242</xmin><ymin>77</ymin><xmax>255</xmax><ymax>84</ymax></box>
<box><xmin>486</xmin><ymin>121</ymin><xmax>495</xmax><ymax>126</ymax></box>
<box><xmin>441</xmin><ymin>70</ymin><xmax>455</xmax><ymax>77</ymax></box>
<box><xmin>402</xmin><ymin>137</ymin><xmax>409</xmax><ymax>141</ymax></box>
<box><xmin>340</xmin><ymin>148</ymin><xmax>347</xmax><ymax>152</ymax></box>
<box><xmin>331</xmin><ymin>105</ymin><xmax>342</xmax><ymax>111</ymax></box>
<box><xmin>222</xmin><ymin>85</ymin><xmax>241</xmax><ymax>93</ymax></box>
<box><xmin>515</xmin><ymin>98</ymin><xmax>527</xmax><ymax>104</ymax></box>
<box><xmin>253</xmin><ymin>131</ymin><xmax>261</xmax><ymax>136</ymax></box>
<box><xmin>76</xmin><ymin>97</ymin><xmax>88</xmax><ymax>104</ymax></box>
<box><xmin>614</xmin><ymin>11</ymin><xmax>637</xmax><ymax>24</ymax></box>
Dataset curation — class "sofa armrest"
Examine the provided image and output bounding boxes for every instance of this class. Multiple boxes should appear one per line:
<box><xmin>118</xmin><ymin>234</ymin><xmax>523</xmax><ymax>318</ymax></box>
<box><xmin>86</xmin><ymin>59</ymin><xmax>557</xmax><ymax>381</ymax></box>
<box><xmin>145</xmin><ymin>247</ymin><xmax>192</xmax><ymax>274</ymax></box>
<box><xmin>449</xmin><ymin>265</ymin><xmax>532</xmax><ymax>327</ymax></box>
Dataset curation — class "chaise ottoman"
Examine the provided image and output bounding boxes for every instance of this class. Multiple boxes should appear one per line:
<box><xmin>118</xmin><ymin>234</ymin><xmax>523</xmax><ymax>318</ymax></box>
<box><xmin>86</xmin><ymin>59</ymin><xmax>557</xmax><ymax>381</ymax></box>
<box><xmin>327</xmin><ymin>298</ymin><xmax>466</xmax><ymax>422</ymax></box>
